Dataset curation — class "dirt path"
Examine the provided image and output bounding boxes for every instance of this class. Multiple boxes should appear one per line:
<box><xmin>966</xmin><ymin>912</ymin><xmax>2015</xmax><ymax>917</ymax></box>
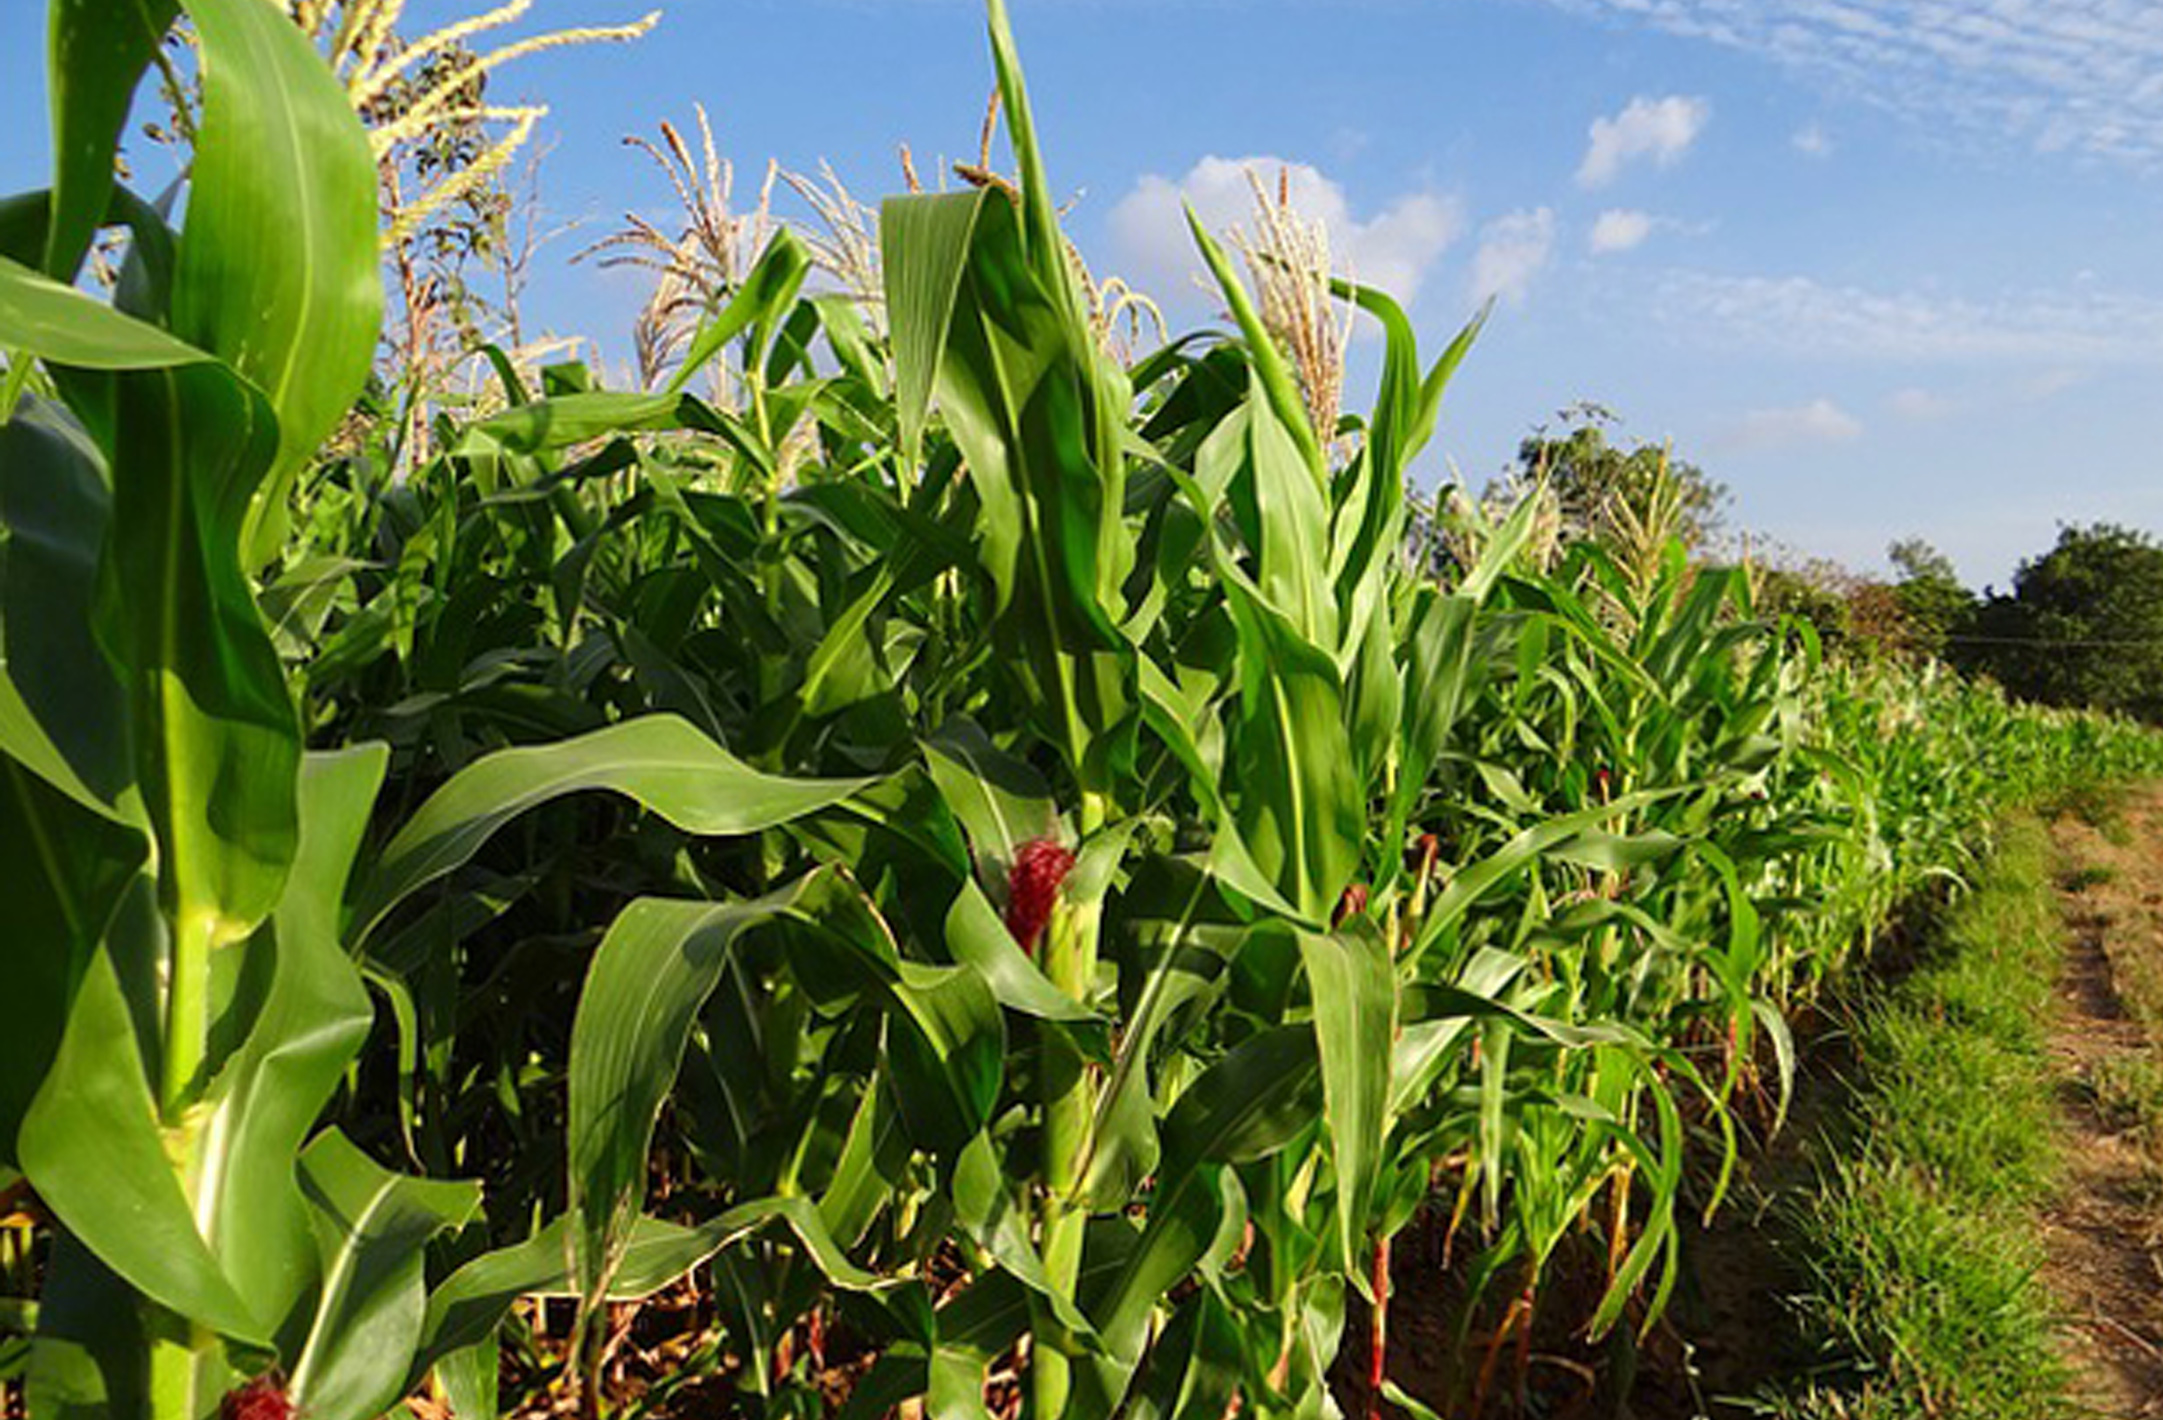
<box><xmin>2045</xmin><ymin>792</ymin><xmax>2163</xmax><ymax>1418</ymax></box>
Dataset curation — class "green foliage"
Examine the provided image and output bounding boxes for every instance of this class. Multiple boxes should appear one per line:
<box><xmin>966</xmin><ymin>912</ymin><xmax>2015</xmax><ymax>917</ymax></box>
<box><xmin>3</xmin><ymin>5</ymin><xmax>2160</xmax><ymax>1420</ymax></box>
<box><xmin>1887</xmin><ymin>537</ymin><xmax>1976</xmax><ymax>661</ymax></box>
<box><xmin>1509</xmin><ymin>400</ymin><xmax>1730</xmax><ymax>550</ymax></box>
<box><xmin>1963</xmin><ymin>522</ymin><xmax>2163</xmax><ymax>722</ymax></box>
<box><xmin>1770</xmin><ymin>817</ymin><xmax>2071</xmax><ymax>1420</ymax></box>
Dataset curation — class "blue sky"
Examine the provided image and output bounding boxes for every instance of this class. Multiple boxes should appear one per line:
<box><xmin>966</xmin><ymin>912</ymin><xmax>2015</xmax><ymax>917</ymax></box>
<box><xmin>5</xmin><ymin>0</ymin><xmax>2163</xmax><ymax>588</ymax></box>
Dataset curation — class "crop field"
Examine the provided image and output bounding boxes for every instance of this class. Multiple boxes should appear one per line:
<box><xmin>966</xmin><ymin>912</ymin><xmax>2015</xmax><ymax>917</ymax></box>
<box><xmin>2</xmin><ymin>4</ymin><xmax>2160</xmax><ymax>1420</ymax></box>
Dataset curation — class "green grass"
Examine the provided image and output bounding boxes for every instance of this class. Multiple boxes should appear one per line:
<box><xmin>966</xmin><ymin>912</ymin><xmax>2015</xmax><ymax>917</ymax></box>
<box><xmin>2038</xmin><ymin>782</ymin><xmax>2132</xmax><ymax>844</ymax></box>
<box><xmin>1765</xmin><ymin>814</ymin><xmax>2073</xmax><ymax>1420</ymax></box>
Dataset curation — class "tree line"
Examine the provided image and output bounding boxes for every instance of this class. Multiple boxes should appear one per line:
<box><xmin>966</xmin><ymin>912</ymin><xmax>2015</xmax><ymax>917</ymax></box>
<box><xmin>1505</xmin><ymin>405</ymin><xmax>2163</xmax><ymax>725</ymax></box>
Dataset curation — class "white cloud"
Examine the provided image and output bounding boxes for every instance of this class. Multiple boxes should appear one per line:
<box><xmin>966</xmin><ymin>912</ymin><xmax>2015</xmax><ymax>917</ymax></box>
<box><xmin>1553</xmin><ymin>1</ymin><xmax>2163</xmax><ymax>167</ymax></box>
<box><xmin>1588</xmin><ymin>208</ymin><xmax>1656</xmax><ymax>254</ymax></box>
<box><xmin>1792</xmin><ymin>122</ymin><xmax>1834</xmax><ymax>157</ymax></box>
<box><xmin>1469</xmin><ymin>208</ymin><xmax>1556</xmax><ymax>305</ymax></box>
<box><xmin>2017</xmin><ymin>367</ymin><xmax>2088</xmax><ymax>399</ymax></box>
<box><xmin>1887</xmin><ymin>386</ymin><xmax>1959</xmax><ymax>420</ymax></box>
<box><xmin>1716</xmin><ymin>398</ymin><xmax>1864</xmax><ymax>454</ymax></box>
<box><xmin>1106</xmin><ymin>156</ymin><xmax>1462</xmax><ymax>309</ymax></box>
<box><xmin>1657</xmin><ymin>270</ymin><xmax>2163</xmax><ymax>363</ymax></box>
<box><xmin>1577</xmin><ymin>95</ymin><xmax>1710</xmax><ymax>187</ymax></box>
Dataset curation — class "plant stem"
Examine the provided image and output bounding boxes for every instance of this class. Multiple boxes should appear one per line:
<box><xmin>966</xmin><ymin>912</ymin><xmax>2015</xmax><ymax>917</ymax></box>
<box><xmin>162</xmin><ymin>910</ymin><xmax>218</xmax><ymax>1118</ymax></box>
<box><xmin>1366</xmin><ymin>1235</ymin><xmax>1391</xmax><ymax>1420</ymax></box>
<box><xmin>146</xmin><ymin>1312</ymin><xmax>217</xmax><ymax>1420</ymax></box>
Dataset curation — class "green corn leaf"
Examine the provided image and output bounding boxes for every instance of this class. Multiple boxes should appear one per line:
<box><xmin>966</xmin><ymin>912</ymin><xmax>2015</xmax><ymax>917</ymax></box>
<box><xmin>634</xmin><ymin>1195</ymin><xmax>884</xmax><ymax>1292</ymax></box>
<box><xmin>1379</xmin><ymin>1380</ymin><xmax>1449</xmax><ymax>1420</ymax></box>
<box><xmin>665</xmin><ymin>228</ymin><xmax>811</xmax><ymax>395</ymax></box>
<box><xmin>0</xmin><ymin>755</ymin><xmax>143</xmax><ymax>1167</ymax></box>
<box><xmin>1220</xmin><ymin>588</ymin><xmax>1361</xmax><ymax>921</ymax></box>
<box><xmin>1205</xmin><ymin>381</ymin><xmax>1336</xmax><ymax>647</ymax></box>
<box><xmin>923</xmin><ymin>716</ymin><xmax>1057</xmax><ymax>875</ymax></box>
<box><xmin>882</xmin><ymin>181</ymin><xmax>1134</xmax><ymax>786</ymax></box>
<box><xmin>1296</xmin><ymin>922</ymin><xmax>1396</xmax><ymax>1280</ymax></box>
<box><xmin>0</xmin><ymin>191</ymin><xmax>48</xmax><ymax>268</ymax></box>
<box><xmin>1389</xmin><ymin>590</ymin><xmax>1480</xmax><ymax>849</ymax></box>
<box><xmin>1400</xmin><ymin>981</ymin><xmax>1647</xmax><ymax>1054</ymax></box>
<box><xmin>452</xmin><ymin>391</ymin><xmax>702</xmax><ymax>458</ymax></box>
<box><xmin>173</xmin><ymin>0</ymin><xmax>381</xmax><ymax>547</ymax></box>
<box><xmin>566</xmin><ymin>882</ymin><xmax>827</xmax><ymax>1303</ymax></box>
<box><xmin>1343</xmin><ymin>584</ymin><xmax>1403</xmax><ymax>796</ymax></box>
<box><xmin>1545</xmin><ymin>829</ymin><xmax>1686</xmax><ymax>872</ymax></box>
<box><xmin>200</xmin><ymin>747</ymin><xmax>385</xmax><ymax>1353</ymax></box>
<box><xmin>286</xmin><ymin>1131</ymin><xmax>482</xmax><ymax>1420</ymax></box>
<box><xmin>801</xmin><ymin>564</ymin><xmax>899</xmax><ymax>718</ymax></box>
<box><xmin>350</xmin><ymin>715</ymin><xmax>878</xmax><ymax>946</ymax></box>
<box><xmin>881</xmin><ymin>959</ymin><xmax>1007</xmax><ymax>1155</ymax></box>
<box><xmin>1475</xmin><ymin>1018</ymin><xmax>1511</xmax><ymax>1226</ymax></box>
<box><xmin>1182</xmin><ymin>210</ymin><xmax>1326</xmax><ymax>483</ymax></box>
<box><xmin>0</xmin><ymin>253</ymin><xmax>213</xmax><ymax>371</ymax></box>
<box><xmin>1457</xmin><ymin>484</ymin><xmax>1545</xmax><ymax>603</ymax></box>
<box><xmin>19</xmin><ymin>943</ymin><xmax>267</xmax><ymax>1346</ymax></box>
<box><xmin>1584</xmin><ymin>1050</ymin><xmax>1688</xmax><ymax>1337</ymax></box>
<box><xmin>1</xmin><ymin>231</ymin><xmax>315</xmax><ymax>960</ymax></box>
<box><xmin>565</xmin><ymin>873</ymin><xmax>944</xmax><ymax>1313</ymax></box>
<box><xmin>880</xmin><ymin>190</ymin><xmax>986</xmax><ymax>472</ymax></box>
<box><xmin>24</xmin><ymin>1233</ymin><xmax>148</xmax><ymax>1420</ymax></box>
<box><xmin>982</xmin><ymin>0</ymin><xmax>1067</xmax><ymax>297</ymax></box>
<box><xmin>433</xmin><ymin>1341</ymin><xmax>498</xmax><ymax>1420</ymax></box>
<box><xmin>1412</xmin><ymin>304</ymin><xmax>1489</xmax><ymax>474</ymax></box>
<box><xmin>1088</xmin><ymin>1169</ymin><xmax>1224</xmax><ymax>1372</ymax></box>
<box><xmin>1093</xmin><ymin>1026</ymin><xmax>1322</xmax><ymax>1359</ymax></box>
<box><xmin>1408</xmin><ymin>787</ymin><xmax>1681</xmax><ymax>960</ymax></box>
<box><xmin>1080</xmin><ymin>874</ymin><xmax>1240</xmax><ymax>1204</ymax></box>
<box><xmin>0</xmin><ymin>390</ymin><xmax>148</xmax><ymax>1161</ymax></box>
<box><xmin>944</xmin><ymin>878</ymin><xmax>1099</xmax><ymax>1024</ymax></box>
<box><xmin>818</xmin><ymin>1069</ymin><xmax>910</xmax><ymax>1249</ymax></box>
<box><xmin>1123</xmin><ymin>1289</ymin><xmax>1245</xmax><ymax>1420</ymax></box>
<box><xmin>43</xmin><ymin>0</ymin><xmax>181</xmax><ymax>281</ymax></box>
<box><xmin>1388</xmin><ymin>947</ymin><xmax>1526</xmax><ymax>1117</ymax></box>
<box><xmin>951</xmin><ymin>1133</ymin><xmax>1098</xmax><ymax>1340</ymax></box>
<box><xmin>103</xmin><ymin>363</ymin><xmax>300</xmax><ymax>945</ymax></box>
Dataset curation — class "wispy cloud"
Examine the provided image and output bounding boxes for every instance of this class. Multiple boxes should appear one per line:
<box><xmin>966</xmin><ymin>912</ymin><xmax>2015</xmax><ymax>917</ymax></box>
<box><xmin>1792</xmin><ymin>122</ymin><xmax>1833</xmax><ymax>157</ymax></box>
<box><xmin>2018</xmin><ymin>367</ymin><xmax>2089</xmax><ymax>399</ymax></box>
<box><xmin>1714</xmin><ymin>397</ymin><xmax>1864</xmax><ymax>454</ymax></box>
<box><xmin>1578</xmin><ymin>95</ymin><xmax>1710</xmax><ymax>186</ymax></box>
<box><xmin>1657</xmin><ymin>270</ymin><xmax>2163</xmax><ymax>363</ymax></box>
<box><xmin>1886</xmin><ymin>386</ymin><xmax>1959</xmax><ymax>420</ymax></box>
<box><xmin>1588</xmin><ymin>207</ymin><xmax>1656</xmax><ymax>253</ymax></box>
<box><xmin>1557</xmin><ymin>0</ymin><xmax>2163</xmax><ymax>166</ymax></box>
<box><xmin>1469</xmin><ymin>207</ymin><xmax>1556</xmax><ymax>304</ymax></box>
<box><xmin>1107</xmin><ymin>156</ymin><xmax>1462</xmax><ymax>307</ymax></box>
<box><xmin>1885</xmin><ymin>371</ymin><xmax>2085</xmax><ymax>422</ymax></box>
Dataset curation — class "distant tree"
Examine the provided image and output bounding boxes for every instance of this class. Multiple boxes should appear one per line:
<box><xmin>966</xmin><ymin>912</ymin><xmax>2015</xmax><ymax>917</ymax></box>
<box><xmin>1886</xmin><ymin>537</ymin><xmax>1976</xmax><ymax>660</ymax></box>
<box><xmin>1965</xmin><ymin>523</ymin><xmax>2163</xmax><ymax>722</ymax></box>
<box><xmin>1742</xmin><ymin>544</ymin><xmax>1907</xmax><ymax>653</ymax></box>
<box><xmin>1752</xmin><ymin>563</ymin><xmax>1854</xmax><ymax>639</ymax></box>
<box><xmin>1506</xmin><ymin>402</ymin><xmax>1730</xmax><ymax>552</ymax></box>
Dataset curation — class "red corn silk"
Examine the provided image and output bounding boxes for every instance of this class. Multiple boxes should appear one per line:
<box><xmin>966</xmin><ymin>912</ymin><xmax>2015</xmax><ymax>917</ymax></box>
<box><xmin>1004</xmin><ymin>838</ymin><xmax>1075</xmax><ymax>954</ymax></box>
<box><xmin>221</xmin><ymin>1378</ymin><xmax>294</xmax><ymax>1420</ymax></box>
<box><xmin>1333</xmin><ymin>882</ymin><xmax>1370</xmax><ymax>928</ymax></box>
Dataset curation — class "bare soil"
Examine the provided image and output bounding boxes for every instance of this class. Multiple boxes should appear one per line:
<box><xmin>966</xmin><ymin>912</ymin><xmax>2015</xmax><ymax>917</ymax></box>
<box><xmin>2044</xmin><ymin>794</ymin><xmax>2163</xmax><ymax>1418</ymax></box>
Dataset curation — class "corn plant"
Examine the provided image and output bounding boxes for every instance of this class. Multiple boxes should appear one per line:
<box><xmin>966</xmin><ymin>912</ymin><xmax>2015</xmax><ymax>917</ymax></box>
<box><xmin>9</xmin><ymin>4</ymin><xmax>2163</xmax><ymax>1420</ymax></box>
<box><xmin>0</xmin><ymin>5</ymin><xmax>434</xmax><ymax>1419</ymax></box>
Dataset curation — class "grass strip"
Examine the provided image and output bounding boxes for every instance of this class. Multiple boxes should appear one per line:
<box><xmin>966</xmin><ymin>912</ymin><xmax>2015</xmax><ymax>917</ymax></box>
<box><xmin>1765</xmin><ymin>812</ymin><xmax>2073</xmax><ymax>1420</ymax></box>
